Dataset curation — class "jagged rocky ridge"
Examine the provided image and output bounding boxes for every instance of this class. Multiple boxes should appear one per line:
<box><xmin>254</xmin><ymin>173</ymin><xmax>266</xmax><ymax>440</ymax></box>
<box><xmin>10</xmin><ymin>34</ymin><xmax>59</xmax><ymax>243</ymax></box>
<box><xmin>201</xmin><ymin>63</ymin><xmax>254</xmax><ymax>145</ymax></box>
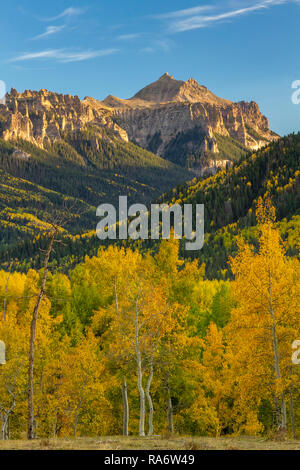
<box><xmin>0</xmin><ymin>73</ymin><xmax>279</xmax><ymax>171</ymax></box>
<box><xmin>102</xmin><ymin>73</ymin><xmax>279</xmax><ymax>169</ymax></box>
<box><xmin>0</xmin><ymin>88</ymin><xmax>128</xmax><ymax>147</ymax></box>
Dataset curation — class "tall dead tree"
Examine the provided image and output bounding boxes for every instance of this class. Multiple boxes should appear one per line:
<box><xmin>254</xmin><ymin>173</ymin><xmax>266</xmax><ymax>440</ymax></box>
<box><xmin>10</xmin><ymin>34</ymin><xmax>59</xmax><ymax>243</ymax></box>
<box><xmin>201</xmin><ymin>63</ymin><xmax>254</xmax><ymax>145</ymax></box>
<box><xmin>26</xmin><ymin>201</ymin><xmax>84</xmax><ymax>440</ymax></box>
<box><xmin>27</xmin><ymin>226</ymin><xmax>58</xmax><ymax>440</ymax></box>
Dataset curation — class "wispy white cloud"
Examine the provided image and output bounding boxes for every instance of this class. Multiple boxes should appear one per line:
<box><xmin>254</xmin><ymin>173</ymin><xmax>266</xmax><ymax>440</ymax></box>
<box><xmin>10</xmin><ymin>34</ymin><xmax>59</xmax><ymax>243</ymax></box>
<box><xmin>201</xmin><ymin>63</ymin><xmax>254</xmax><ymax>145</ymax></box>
<box><xmin>157</xmin><ymin>0</ymin><xmax>292</xmax><ymax>33</ymax></box>
<box><xmin>10</xmin><ymin>50</ymin><xmax>60</xmax><ymax>61</ymax></box>
<box><xmin>9</xmin><ymin>48</ymin><xmax>118</xmax><ymax>63</ymax></box>
<box><xmin>62</xmin><ymin>49</ymin><xmax>118</xmax><ymax>63</ymax></box>
<box><xmin>116</xmin><ymin>33</ymin><xmax>142</xmax><ymax>41</ymax></box>
<box><xmin>44</xmin><ymin>7</ymin><xmax>85</xmax><ymax>21</ymax></box>
<box><xmin>140</xmin><ymin>39</ymin><xmax>173</xmax><ymax>54</ymax></box>
<box><xmin>154</xmin><ymin>5</ymin><xmax>214</xmax><ymax>19</ymax></box>
<box><xmin>32</xmin><ymin>25</ymin><xmax>66</xmax><ymax>40</ymax></box>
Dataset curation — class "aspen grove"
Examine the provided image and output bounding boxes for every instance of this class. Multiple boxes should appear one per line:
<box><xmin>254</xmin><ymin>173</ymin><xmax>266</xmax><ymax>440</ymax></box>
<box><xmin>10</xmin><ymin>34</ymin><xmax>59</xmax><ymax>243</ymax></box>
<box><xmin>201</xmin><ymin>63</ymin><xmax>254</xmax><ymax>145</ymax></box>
<box><xmin>0</xmin><ymin>200</ymin><xmax>299</xmax><ymax>439</ymax></box>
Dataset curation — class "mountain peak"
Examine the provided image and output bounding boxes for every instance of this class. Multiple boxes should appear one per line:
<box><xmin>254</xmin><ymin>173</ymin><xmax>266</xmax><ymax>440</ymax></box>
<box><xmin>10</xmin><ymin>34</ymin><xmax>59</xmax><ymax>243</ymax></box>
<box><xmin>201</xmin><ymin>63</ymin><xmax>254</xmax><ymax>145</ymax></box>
<box><xmin>131</xmin><ymin>74</ymin><xmax>184</xmax><ymax>103</ymax></box>
<box><xmin>186</xmin><ymin>77</ymin><xmax>198</xmax><ymax>85</ymax></box>
<box><xmin>130</xmin><ymin>73</ymin><xmax>231</xmax><ymax>106</ymax></box>
<box><xmin>159</xmin><ymin>72</ymin><xmax>174</xmax><ymax>80</ymax></box>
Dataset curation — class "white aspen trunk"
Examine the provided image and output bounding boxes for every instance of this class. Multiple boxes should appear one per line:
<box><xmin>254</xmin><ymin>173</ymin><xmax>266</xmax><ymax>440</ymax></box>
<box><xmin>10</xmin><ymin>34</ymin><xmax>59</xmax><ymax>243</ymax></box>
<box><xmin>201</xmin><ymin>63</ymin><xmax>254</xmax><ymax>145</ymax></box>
<box><xmin>268</xmin><ymin>281</ymin><xmax>287</xmax><ymax>432</ymax></box>
<box><xmin>1</xmin><ymin>418</ymin><xmax>7</xmax><ymax>440</ymax></box>
<box><xmin>166</xmin><ymin>379</ymin><xmax>174</xmax><ymax>434</ymax></box>
<box><xmin>135</xmin><ymin>300</ymin><xmax>145</xmax><ymax>437</ymax></box>
<box><xmin>6</xmin><ymin>416</ymin><xmax>9</xmax><ymax>440</ymax></box>
<box><xmin>0</xmin><ymin>391</ymin><xmax>16</xmax><ymax>440</ymax></box>
<box><xmin>289</xmin><ymin>389</ymin><xmax>296</xmax><ymax>439</ymax></box>
<box><xmin>53</xmin><ymin>413</ymin><xmax>57</xmax><ymax>438</ymax></box>
<box><xmin>28</xmin><ymin>231</ymin><xmax>56</xmax><ymax>440</ymax></box>
<box><xmin>73</xmin><ymin>394</ymin><xmax>84</xmax><ymax>438</ymax></box>
<box><xmin>114</xmin><ymin>284</ymin><xmax>130</xmax><ymax>436</ymax></box>
<box><xmin>73</xmin><ymin>403</ymin><xmax>82</xmax><ymax>438</ymax></box>
<box><xmin>73</xmin><ymin>415</ymin><xmax>79</xmax><ymax>438</ymax></box>
<box><xmin>114</xmin><ymin>281</ymin><xmax>119</xmax><ymax>313</ymax></box>
<box><xmin>122</xmin><ymin>378</ymin><xmax>129</xmax><ymax>436</ymax></box>
<box><xmin>289</xmin><ymin>367</ymin><xmax>296</xmax><ymax>440</ymax></box>
<box><xmin>145</xmin><ymin>358</ymin><xmax>154</xmax><ymax>436</ymax></box>
<box><xmin>273</xmin><ymin>393</ymin><xmax>281</xmax><ymax>429</ymax></box>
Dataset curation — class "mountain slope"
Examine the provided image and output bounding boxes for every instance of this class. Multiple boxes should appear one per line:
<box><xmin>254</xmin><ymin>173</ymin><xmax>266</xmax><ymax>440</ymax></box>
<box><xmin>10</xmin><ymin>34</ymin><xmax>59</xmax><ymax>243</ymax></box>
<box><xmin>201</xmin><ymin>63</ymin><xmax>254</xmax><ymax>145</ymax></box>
<box><xmin>0</xmin><ymin>78</ymin><xmax>295</xmax><ymax>276</ymax></box>
<box><xmin>0</xmin><ymin>130</ymin><xmax>190</xmax><ymax>254</ymax></box>
<box><xmin>2</xmin><ymin>133</ymin><xmax>298</xmax><ymax>275</ymax></box>
<box><xmin>0</xmin><ymin>85</ymin><xmax>193</xmax><ymax>264</ymax></box>
<box><xmin>159</xmin><ymin>132</ymin><xmax>300</xmax><ymax>278</ymax></box>
<box><xmin>160</xmin><ymin>133</ymin><xmax>300</xmax><ymax>225</ymax></box>
<box><xmin>101</xmin><ymin>73</ymin><xmax>279</xmax><ymax>171</ymax></box>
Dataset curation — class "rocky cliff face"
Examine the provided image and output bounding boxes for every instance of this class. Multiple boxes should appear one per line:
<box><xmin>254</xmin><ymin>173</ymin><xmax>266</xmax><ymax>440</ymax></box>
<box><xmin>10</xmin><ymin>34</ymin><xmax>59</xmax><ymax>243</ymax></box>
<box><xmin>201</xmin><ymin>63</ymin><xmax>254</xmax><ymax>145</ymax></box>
<box><xmin>102</xmin><ymin>73</ymin><xmax>279</xmax><ymax>167</ymax></box>
<box><xmin>0</xmin><ymin>74</ymin><xmax>279</xmax><ymax>171</ymax></box>
<box><xmin>0</xmin><ymin>89</ymin><xmax>128</xmax><ymax>147</ymax></box>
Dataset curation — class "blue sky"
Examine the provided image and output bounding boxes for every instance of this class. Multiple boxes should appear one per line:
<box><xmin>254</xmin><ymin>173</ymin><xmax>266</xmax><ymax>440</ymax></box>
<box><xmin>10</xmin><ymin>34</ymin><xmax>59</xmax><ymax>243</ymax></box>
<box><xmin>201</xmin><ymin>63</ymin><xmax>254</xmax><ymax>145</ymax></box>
<box><xmin>0</xmin><ymin>0</ymin><xmax>300</xmax><ymax>135</ymax></box>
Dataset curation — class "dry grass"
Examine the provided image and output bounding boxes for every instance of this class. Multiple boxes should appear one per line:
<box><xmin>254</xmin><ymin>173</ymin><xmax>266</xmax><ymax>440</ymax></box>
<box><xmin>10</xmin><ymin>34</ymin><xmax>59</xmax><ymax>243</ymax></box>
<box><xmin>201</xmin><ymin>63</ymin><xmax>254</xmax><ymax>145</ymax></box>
<box><xmin>0</xmin><ymin>435</ymin><xmax>300</xmax><ymax>451</ymax></box>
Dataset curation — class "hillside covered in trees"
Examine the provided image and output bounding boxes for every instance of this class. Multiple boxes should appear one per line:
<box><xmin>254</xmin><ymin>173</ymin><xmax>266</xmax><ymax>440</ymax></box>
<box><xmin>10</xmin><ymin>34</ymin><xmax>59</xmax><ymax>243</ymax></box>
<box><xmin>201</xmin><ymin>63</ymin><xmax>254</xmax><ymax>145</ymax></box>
<box><xmin>1</xmin><ymin>131</ymin><xmax>298</xmax><ymax>277</ymax></box>
<box><xmin>0</xmin><ymin>129</ymin><xmax>190</xmax><ymax>259</ymax></box>
<box><xmin>0</xmin><ymin>202</ymin><xmax>299</xmax><ymax>439</ymax></box>
<box><xmin>158</xmin><ymin>132</ymin><xmax>300</xmax><ymax>278</ymax></box>
<box><xmin>0</xmin><ymin>117</ymin><xmax>299</xmax><ymax>443</ymax></box>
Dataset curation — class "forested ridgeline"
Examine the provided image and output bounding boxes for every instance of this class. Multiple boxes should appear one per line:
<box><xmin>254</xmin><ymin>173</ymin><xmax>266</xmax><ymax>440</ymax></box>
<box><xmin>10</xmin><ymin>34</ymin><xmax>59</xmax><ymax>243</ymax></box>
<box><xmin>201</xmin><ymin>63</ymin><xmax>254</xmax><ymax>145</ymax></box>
<box><xmin>0</xmin><ymin>133</ymin><xmax>299</xmax><ymax>277</ymax></box>
<box><xmin>0</xmin><ymin>130</ymin><xmax>190</xmax><ymax>247</ymax></box>
<box><xmin>160</xmin><ymin>132</ymin><xmax>300</xmax><ymax>227</ymax></box>
<box><xmin>157</xmin><ymin>132</ymin><xmax>300</xmax><ymax>278</ymax></box>
<box><xmin>0</xmin><ymin>202</ymin><xmax>299</xmax><ymax>439</ymax></box>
